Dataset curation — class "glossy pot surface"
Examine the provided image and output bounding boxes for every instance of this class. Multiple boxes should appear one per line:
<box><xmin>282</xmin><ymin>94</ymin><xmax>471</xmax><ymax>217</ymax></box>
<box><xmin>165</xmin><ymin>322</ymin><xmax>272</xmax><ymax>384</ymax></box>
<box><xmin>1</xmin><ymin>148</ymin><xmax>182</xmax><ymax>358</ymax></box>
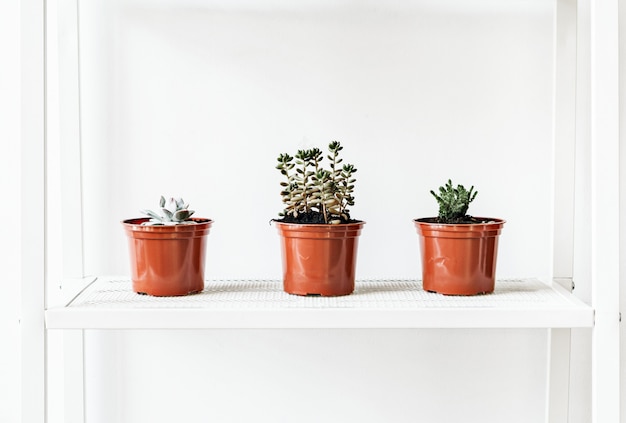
<box><xmin>274</xmin><ymin>221</ymin><xmax>365</xmax><ymax>296</ymax></box>
<box><xmin>414</xmin><ymin>218</ymin><xmax>505</xmax><ymax>296</ymax></box>
<box><xmin>122</xmin><ymin>218</ymin><xmax>212</xmax><ymax>296</ymax></box>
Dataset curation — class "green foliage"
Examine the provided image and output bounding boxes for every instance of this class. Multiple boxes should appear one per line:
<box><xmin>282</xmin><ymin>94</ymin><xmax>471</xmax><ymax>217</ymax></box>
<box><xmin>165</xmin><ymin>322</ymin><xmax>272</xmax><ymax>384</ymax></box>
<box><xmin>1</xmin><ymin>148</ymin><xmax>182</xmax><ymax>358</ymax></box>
<box><xmin>140</xmin><ymin>196</ymin><xmax>196</xmax><ymax>225</ymax></box>
<box><xmin>430</xmin><ymin>179</ymin><xmax>477</xmax><ymax>223</ymax></box>
<box><xmin>276</xmin><ymin>141</ymin><xmax>357</xmax><ymax>224</ymax></box>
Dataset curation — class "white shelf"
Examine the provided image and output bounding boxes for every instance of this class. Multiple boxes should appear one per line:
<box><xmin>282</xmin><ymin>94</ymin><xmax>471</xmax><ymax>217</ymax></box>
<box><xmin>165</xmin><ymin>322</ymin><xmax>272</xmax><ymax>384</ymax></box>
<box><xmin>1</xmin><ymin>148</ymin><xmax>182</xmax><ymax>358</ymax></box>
<box><xmin>45</xmin><ymin>277</ymin><xmax>593</xmax><ymax>330</ymax></box>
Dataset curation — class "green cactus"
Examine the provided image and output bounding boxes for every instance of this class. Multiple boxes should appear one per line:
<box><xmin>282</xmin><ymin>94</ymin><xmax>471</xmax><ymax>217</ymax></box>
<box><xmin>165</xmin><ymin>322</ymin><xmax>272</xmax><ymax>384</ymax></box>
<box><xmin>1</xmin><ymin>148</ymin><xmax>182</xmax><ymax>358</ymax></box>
<box><xmin>430</xmin><ymin>179</ymin><xmax>477</xmax><ymax>223</ymax></box>
<box><xmin>140</xmin><ymin>196</ymin><xmax>196</xmax><ymax>225</ymax></box>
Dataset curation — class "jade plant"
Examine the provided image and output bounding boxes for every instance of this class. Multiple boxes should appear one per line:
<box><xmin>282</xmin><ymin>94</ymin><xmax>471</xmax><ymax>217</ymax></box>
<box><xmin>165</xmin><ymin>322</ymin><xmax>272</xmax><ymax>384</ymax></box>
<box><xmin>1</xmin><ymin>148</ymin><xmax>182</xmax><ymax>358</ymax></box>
<box><xmin>276</xmin><ymin>141</ymin><xmax>357</xmax><ymax>224</ymax></box>
<box><xmin>140</xmin><ymin>196</ymin><xmax>196</xmax><ymax>225</ymax></box>
<box><xmin>430</xmin><ymin>179</ymin><xmax>478</xmax><ymax>224</ymax></box>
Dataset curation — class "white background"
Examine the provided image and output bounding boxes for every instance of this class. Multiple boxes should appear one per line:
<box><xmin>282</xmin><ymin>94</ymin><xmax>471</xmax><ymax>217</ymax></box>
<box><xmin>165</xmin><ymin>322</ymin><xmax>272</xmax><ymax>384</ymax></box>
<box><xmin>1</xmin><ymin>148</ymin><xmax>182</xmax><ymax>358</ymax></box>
<box><xmin>3</xmin><ymin>0</ymin><xmax>601</xmax><ymax>422</ymax></box>
<box><xmin>75</xmin><ymin>0</ymin><xmax>555</xmax><ymax>281</ymax></box>
<box><xmin>0</xmin><ymin>1</ymin><xmax>21</xmax><ymax>422</ymax></box>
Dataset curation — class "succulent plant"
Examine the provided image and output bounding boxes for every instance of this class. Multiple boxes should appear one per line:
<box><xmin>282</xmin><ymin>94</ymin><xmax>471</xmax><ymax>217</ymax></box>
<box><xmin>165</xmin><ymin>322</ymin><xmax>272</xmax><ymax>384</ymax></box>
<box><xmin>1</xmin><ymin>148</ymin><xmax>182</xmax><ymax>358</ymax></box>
<box><xmin>276</xmin><ymin>141</ymin><xmax>357</xmax><ymax>224</ymax></box>
<box><xmin>430</xmin><ymin>179</ymin><xmax>477</xmax><ymax>223</ymax></box>
<box><xmin>140</xmin><ymin>196</ymin><xmax>196</xmax><ymax>225</ymax></box>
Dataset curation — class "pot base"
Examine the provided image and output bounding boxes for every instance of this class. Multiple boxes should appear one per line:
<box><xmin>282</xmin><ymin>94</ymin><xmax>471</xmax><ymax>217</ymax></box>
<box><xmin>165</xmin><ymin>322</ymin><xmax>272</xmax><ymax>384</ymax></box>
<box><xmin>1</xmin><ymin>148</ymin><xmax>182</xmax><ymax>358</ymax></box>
<box><xmin>136</xmin><ymin>289</ymin><xmax>203</xmax><ymax>297</ymax></box>
<box><xmin>425</xmin><ymin>288</ymin><xmax>493</xmax><ymax>296</ymax></box>
<box><xmin>284</xmin><ymin>285</ymin><xmax>354</xmax><ymax>297</ymax></box>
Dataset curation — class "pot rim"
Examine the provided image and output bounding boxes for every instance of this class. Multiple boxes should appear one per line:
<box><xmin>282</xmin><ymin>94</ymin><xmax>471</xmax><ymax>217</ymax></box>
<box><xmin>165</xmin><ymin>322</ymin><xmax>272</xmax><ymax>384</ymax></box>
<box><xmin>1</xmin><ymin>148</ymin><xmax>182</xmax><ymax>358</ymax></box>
<box><xmin>122</xmin><ymin>217</ymin><xmax>213</xmax><ymax>231</ymax></box>
<box><xmin>273</xmin><ymin>219</ymin><xmax>365</xmax><ymax>239</ymax></box>
<box><xmin>272</xmin><ymin>219</ymin><xmax>365</xmax><ymax>227</ymax></box>
<box><xmin>414</xmin><ymin>217</ymin><xmax>504</xmax><ymax>238</ymax></box>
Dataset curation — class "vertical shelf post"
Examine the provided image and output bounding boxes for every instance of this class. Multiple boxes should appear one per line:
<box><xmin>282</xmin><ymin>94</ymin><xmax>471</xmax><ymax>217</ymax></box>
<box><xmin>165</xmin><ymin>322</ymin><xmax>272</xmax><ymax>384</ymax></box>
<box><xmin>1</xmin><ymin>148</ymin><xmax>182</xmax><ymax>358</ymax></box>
<box><xmin>57</xmin><ymin>0</ymin><xmax>85</xmax><ymax>416</ymax></box>
<box><xmin>552</xmin><ymin>0</ymin><xmax>577</xmax><ymax>283</ymax></box>
<box><xmin>547</xmin><ymin>1</ymin><xmax>577</xmax><ymax>420</ymax></box>
<box><xmin>21</xmin><ymin>0</ymin><xmax>47</xmax><ymax>422</ymax></box>
<box><xmin>590</xmin><ymin>0</ymin><xmax>620</xmax><ymax>421</ymax></box>
<box><xmin>58</xmin><ymin>0</ymin><xmax>84</xmax><ymax>280</ymax></box>
<box><xmin>57</xmin><ymin>2</ymin><xmax>87</xmax><ymax>418</ymax></box>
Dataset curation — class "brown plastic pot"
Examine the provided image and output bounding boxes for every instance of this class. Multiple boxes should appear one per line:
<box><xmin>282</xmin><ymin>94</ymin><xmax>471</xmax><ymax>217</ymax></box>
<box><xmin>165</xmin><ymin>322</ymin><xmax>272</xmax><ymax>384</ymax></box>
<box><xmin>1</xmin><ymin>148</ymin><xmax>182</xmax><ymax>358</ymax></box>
<box><xmin>122</xmin><ymin>217</ymin><xmax>213</xmax><ymax>296</ymax></box>
<box><xmin>414</xmin><ymin>217</ymin><xmax>505</xmax><ymax>296</ymax></box>
<box><xmin>274</xmin><ymin>221</ymin><xmax>365</xmax><ymax>296</ymax></box>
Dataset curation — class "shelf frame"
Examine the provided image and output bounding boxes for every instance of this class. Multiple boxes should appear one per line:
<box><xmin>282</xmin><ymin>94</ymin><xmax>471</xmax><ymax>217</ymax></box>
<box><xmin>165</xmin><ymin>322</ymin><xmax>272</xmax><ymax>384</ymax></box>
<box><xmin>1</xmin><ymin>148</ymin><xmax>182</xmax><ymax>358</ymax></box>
<box><xmin>19</xmin><ymin>0</ymin><xmax>621</xmax><ymax>422</ymax></box>
<box><xmin>20</xmin><ymin>1</ymin><xmax>46</xmax><ymax>423</ymax></box>
<box><xmin>589</xmin><ymin>0</ymin><xmax>621</xmax><ymax>421</ymax></box>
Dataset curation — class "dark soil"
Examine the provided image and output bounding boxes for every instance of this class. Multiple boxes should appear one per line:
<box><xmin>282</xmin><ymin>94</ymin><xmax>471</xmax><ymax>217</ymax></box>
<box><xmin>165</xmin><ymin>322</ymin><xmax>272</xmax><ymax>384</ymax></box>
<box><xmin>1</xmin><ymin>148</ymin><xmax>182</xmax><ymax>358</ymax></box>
<box><xmin>273</xmin><ymin>211</ymin><xmax>360</xmax><ymax>225</ymax></box>
<box><xmin>418</xmin><ymin>216</ymin><xmax>496</xmax><ymax>224</ymax></box>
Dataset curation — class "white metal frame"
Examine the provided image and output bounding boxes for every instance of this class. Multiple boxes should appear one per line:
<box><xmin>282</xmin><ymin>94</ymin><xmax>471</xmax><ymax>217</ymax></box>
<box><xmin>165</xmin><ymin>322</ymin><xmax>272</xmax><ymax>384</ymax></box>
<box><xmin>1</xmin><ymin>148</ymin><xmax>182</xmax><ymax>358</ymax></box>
<box><xmin>589</xmin><ymin>0</ymin><xmax>621</xmax><ymax>421</ymax></box>
<box><xmin>20</xmin><ymin>0</ymin><xmax>620</xmax><ymax>422</ymax></box>
<box><xmin>548</xmin><ymin>1</ymin><xmax>578</xmax><ymax>418</ymax></box>
<box><xmin>21</xmin><ymin>1</ymin><xmax>47</xmax><ymax>422</ymax></box>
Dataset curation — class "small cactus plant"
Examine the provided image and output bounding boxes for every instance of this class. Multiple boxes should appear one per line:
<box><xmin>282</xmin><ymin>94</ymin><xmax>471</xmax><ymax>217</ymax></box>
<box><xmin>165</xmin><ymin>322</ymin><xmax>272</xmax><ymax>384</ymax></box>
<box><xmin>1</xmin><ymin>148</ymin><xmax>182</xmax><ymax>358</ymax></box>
<box><xmin>140</xmin><ymin>196</ymin><xmax>196</xmax><ymax>225</ymax></box>
<box><xmin>430</xmin><ymin>179</ymin><xmax>477</xmax><ymax>224</ymax></box>
<box><xmin>276</xmin><ymin>141</ymin><xmax>357</xmax><ymax>224</ymax></box>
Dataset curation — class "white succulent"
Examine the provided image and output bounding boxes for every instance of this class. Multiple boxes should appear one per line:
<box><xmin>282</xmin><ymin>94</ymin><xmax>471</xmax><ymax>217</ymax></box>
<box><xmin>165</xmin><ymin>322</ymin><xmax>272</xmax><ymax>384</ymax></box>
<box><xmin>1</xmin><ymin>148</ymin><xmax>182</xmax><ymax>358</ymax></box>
<box><xmin>141</xmin><ymin>196</ymin><xmax>196</xmax><ymax>225</ymax></box>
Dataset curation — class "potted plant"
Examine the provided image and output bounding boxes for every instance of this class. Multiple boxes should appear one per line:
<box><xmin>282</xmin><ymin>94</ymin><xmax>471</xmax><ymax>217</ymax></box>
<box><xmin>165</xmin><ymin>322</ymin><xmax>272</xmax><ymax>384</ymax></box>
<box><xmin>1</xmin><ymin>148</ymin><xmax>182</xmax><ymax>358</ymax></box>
<box><xmin>122</xmin><ymin>196</ymin><xmax>213</xmax><ymax>296</ymax></box>
<box><xmin>272</xmin><ymin>141</ymin><xmax>365</xmax><ymax>296</ymax></box>
<box><xmin>414</xmin><ymin>180</ymin><xmax>505</xmax><ymax>296</ymax></box>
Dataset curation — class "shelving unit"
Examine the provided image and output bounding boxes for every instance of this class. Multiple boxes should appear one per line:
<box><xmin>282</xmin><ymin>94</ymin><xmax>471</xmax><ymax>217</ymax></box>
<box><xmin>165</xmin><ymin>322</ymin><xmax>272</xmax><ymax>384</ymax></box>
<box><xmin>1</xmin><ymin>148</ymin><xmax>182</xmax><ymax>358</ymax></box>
<box><xmin>21</xmin><ymin>0</ymin><xmax>620</xmax><ymax>422</ymax></box>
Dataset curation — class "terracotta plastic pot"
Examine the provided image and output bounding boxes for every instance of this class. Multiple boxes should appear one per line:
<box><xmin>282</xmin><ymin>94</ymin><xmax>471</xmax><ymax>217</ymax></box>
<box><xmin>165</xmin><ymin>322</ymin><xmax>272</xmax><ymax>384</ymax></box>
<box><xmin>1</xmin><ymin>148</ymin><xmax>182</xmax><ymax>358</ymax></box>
<box><xmin>414</xmin><ymin>217</ymin><xmax>505</xmax><ymax>296</ymax></box>
<box><xmin>274</xmin><ymin>221</ymin><xmax>365</xmax><ymax>296</ymax></box>
<box><xmin>122</xmin><ymin>217</ymin><xmax>213</xmax><ymax>296</ymax></box>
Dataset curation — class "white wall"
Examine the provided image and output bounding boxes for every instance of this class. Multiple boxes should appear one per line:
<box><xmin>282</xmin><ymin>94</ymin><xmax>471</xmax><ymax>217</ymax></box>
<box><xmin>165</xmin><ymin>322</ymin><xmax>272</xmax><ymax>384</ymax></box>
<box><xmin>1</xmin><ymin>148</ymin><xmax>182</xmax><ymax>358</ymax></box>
<box><xmin>0</xmin><ymin>1</ymin><xmax>22</xmax><ymax>422</ymax></box>
<box><xmin>43</xmin><ymin>0</ymin><xmax>587</xmax><ymax>422</ymax></box>
<box><xmin>77</xmin><ymin>0</ymin><xmax>554</xmax><ymax>281</ymax></box>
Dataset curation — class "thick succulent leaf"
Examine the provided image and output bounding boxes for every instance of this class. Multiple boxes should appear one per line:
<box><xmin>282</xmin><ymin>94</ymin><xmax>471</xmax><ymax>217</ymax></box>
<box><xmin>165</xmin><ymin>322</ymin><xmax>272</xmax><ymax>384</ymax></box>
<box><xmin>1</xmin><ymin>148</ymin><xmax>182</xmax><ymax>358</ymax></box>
<box><xmin>161</xmin><ymin>208</ymin><xmax>174</xmax><ymax>220</ymax></box>
<box><xmin>174</xmin><ymin>210</ymin><xmax>190</xmax><ymax>221</ymax></box>
<box><xmin>140</xmin><ymin>209</ymin><xmax>163</xmax><ymax>221</ymax></box>
<box><xmin>163</xmin><ymin>198</ymin><xmax>177</xmax><ymax>214</ymax></box>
